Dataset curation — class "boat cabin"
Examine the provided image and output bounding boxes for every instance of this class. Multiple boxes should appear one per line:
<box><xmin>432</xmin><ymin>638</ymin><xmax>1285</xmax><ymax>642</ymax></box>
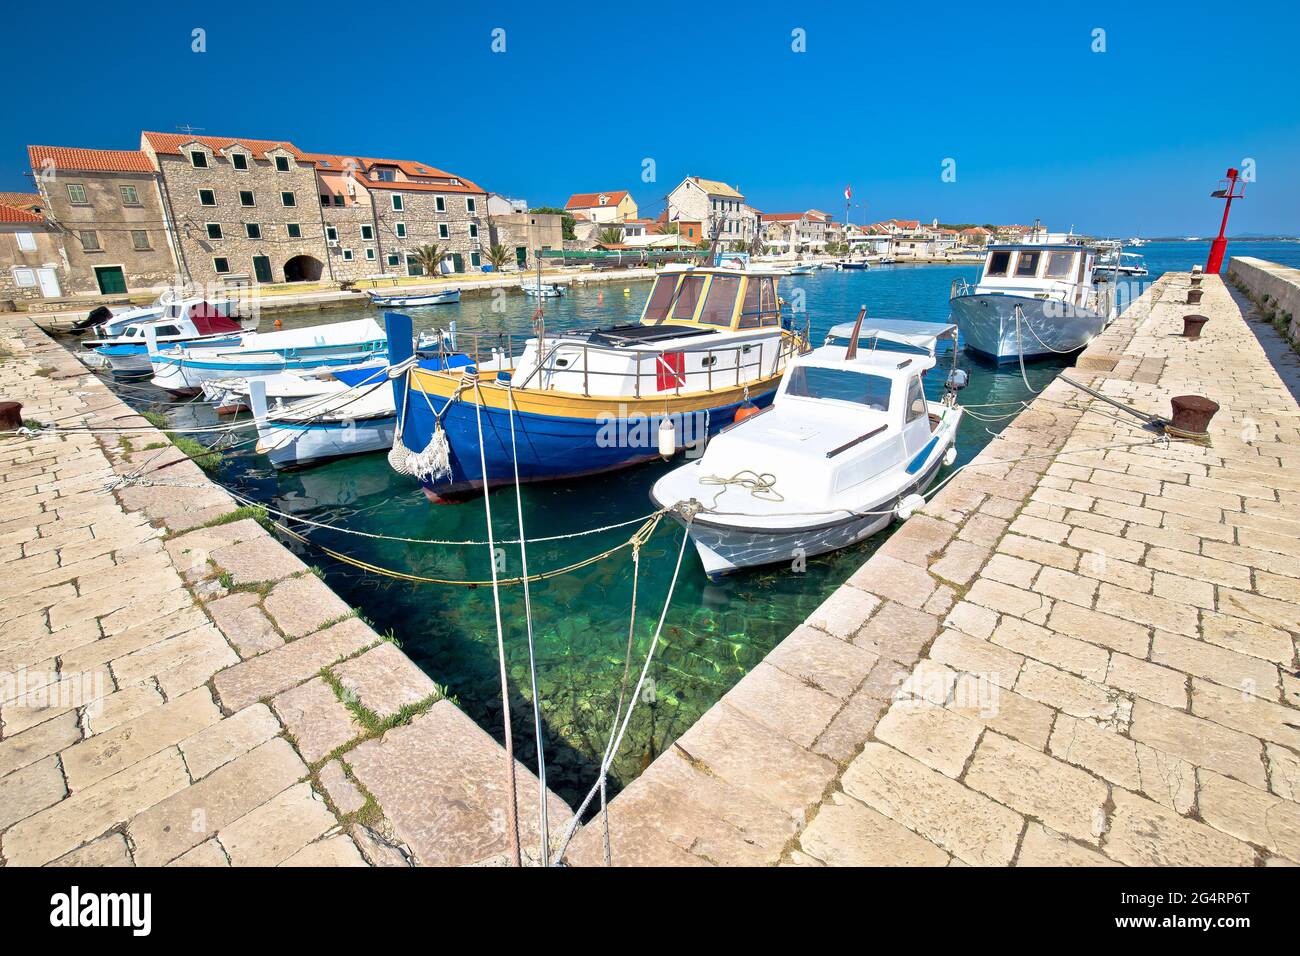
<box><xmin>638</xmin><ymin>266</ymin><xmax>782</xmax><ymax>331</ymax></box>
<box><xmin>974</xmin><ymin>243</ymin><xmax>1097</xmax><ymax>306</ymax></box>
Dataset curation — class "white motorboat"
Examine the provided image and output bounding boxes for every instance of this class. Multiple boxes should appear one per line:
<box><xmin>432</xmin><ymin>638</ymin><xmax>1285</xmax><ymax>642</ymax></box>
<box><xmin>878</xmin><ymin>255</ymin><xmax>898</xmax><ymax>265</ymax></box>
<box><xmin>1092</xmin><ymin>252</ymin><xmax>1148</xmax><ymax>278</ymax></box>
<box><xmin>651</xmin><ymin>315</ymin><xmax>966</xmax><ymax>577</ymax></box>
<box><xmin>788</xmin><ymin>264</ymin><xmax>815</xmax><ymax>276</ymax></box>
<box><xmin>366</xmin><ymin>288</ymin><xmax>461</xmax><ymax>307</ymax></box>
<box><xmin>147</xmin><ymin>317</ymin><xmax>387</xmax><ymax>395</ymax></box>
<box><xmin>83</xmin><ymin>303</ymin><xmax>256</xmax><ymax>377</ymax></box>
<box><xmin>949</xmin><ymin>242</ymin><xmax>1116</xmax><ymax>364</ymax></box>
<box><xmin>520</xmin><ymin>280</ymin><xmax>565</xmax><ymax>297</ymax></box>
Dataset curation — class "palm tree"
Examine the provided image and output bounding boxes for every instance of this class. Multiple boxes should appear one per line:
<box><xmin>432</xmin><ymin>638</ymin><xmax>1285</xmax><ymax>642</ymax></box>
<box><xmin>412</xmin><ymin>244</ymin><xmax>445</xmax><ymax>279</ymax></box>
<box><xmin>484</xmin><ymin>243</ymin><xmax>511</xmax><ymax>271</ymax></box>
<box><xmin>597</xmin><ymin>227</ymin><xmax>623</xmax><ymax>246</ymax></box>
<box><xmin>657</xmin><ymin>221</ymin><xmax>680</xmax><ymax>235</ymax></box>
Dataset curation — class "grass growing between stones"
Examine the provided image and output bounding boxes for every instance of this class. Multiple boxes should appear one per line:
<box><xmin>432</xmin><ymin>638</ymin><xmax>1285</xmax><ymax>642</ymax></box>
<box><xmin>140</xmin><ymin>409</ymin><xmax>221</xmax><ymax>471</ymax></box>
<box><xmin>197</xmin><ymin>504</ymin><xmax>273</xmax><ymax>533</ymax></box>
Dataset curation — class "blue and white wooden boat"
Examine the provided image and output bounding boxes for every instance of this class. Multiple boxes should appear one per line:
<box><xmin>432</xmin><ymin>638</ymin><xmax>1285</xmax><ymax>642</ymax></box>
<box><xmin>83</xmin><ymin>303</ymin><xmax>256</xmax><ymax>377</ymax></box>
<box><xmin>366</xmin><ymin>288</ymin><xmax>461</xmax><ymax>307</ymax></box>
<box><xmin>247</xmin><ymin>354</ymin><xmax>473</xmax><ymax>469</ymax></box>
<box><xmin>520</xmin><ymin>280</ymin><xmax>564</xmax><ymax>297</ymax></box>
<box><xmin>949</xmin><ymin>243</ymin><xmax>1116</xmax><ymax>363</ymax></box>
<box><xmin>385</xmin><ymin>264</ymin><xmax>807</xmax><ymax>500</ymax></box>
<box><xmin>652</xmin><ymin>317</ymin><xmax>965</xmax><ymax>577</ymax></box>
<box><xmin>147</xmin><ymin>318</ymin><xmax>387</xmax><ymax>395</ymax></box>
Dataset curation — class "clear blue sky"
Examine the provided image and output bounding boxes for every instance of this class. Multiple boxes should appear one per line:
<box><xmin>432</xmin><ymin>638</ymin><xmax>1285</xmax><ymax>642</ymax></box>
<box><xmin>5</xmin><ymin>0</ymin><xmax>1297</xmax><ymax>235</ymax></box>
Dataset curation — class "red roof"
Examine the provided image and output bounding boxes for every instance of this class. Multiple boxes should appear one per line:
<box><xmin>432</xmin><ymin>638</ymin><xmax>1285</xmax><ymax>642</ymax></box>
<box><xmin>762</xmin><ymin>213</ymin><xmax>805</xmax><ymax>222</ymax></box>
<box><xmin>565</xmin><ymin>190</ymin><xmax>630</xmax><ymax>210</ymax></box>
<box><xmin>0</xmin><ymin>203</ymin><xmax>43</xmax><ymax>224</ymax></box>
<box><xmin>28</xmin><ymin>145</ymin><xmax>155</xmax><ymax>174</ymax></box>
<box><xmin>0</xmin><ymin>192</ymin><xmax>41</xmax><ymax>211</ymax></box>
<box><xmin>142</xmin><ymin>131</ymin><xmax>306</xmax><ymax>161</ymax></box>
<box><xmin>303</xmin><ymin>153</ymin><xmax>484</xmax><ymax>194</ymax></box>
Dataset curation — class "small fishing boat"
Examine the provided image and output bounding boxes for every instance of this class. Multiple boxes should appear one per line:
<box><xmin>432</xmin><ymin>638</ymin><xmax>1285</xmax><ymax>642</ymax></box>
<box><xmin>75</xmin><ymin>293</ymin><xmax>235</xmax><ymax>339</ymax></box>
<box><xmin>385</xmin><ymin>263</ymin><xmax>808</xmax><ymax>499</ymax></box>
<box><xmin>366</xmin><ymin>288</ymin><xmax>461</xmax><ymax>307</ymax></box>
<box><xmin>83</xmin><ymin>303</ymin><xmax>256</xmax><ymax>377</ymax></box>
<box><xmin>1092</xmin><ymin>252</ymin><xmax>1148</xmax><ymax>278</ymax></box>
<box><xmin>878</xmin><ymin>255</ymin><xmax>898</xmax><ymax>265</ymax></box>
<box><xmin>839</xmin><ymin>260</ymin><xmax>870</xmax><ymax>270</ymax></box>
<box><xmin>247</xmin><ymin>353</ymin><xmax>473</xmax><ymax>469</ymax></box>
<box><xmin>520</xmin><ymin>280</ymin><xmax>565</xmax><ymax>297</ymax></box>
<box><xmin>788</xmin><ymin>264</ymin><xmax>815</xmax><ymax>276</ymax></box>
<box><xmin>651</xmin><ymin>315</ymin><xmax>966</xmax><ymax>577</ymax></box>
<box><xmin>147</xmin><ymin>318</ymin><xmax>387</xmax><ymax>395</ymax></box>
<box><xmin>949</xmin><ymin>242</ymin><xmax>1117</xmax><ymax>364</ymax></box>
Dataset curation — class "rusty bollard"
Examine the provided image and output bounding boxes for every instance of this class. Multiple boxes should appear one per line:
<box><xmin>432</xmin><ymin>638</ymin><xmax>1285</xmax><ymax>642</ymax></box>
<box><xmin>1169</xmin><ymin>395</ymin><xmax>1220</xmax><ymax>439</ymax></box>
<box><xmin>0</xmin><ymin>401</ymin><xmax>22</xmax><ymax>431</ymax></box>
<box><xmin>1190</xmin><ymin>273</ymin><xmax>1203</xmax><ymax>287</ymax></box>
<box><xmin>1187</xmin><ymin>287</ymin><xmax>1204</xmax><ymax>305</ymax></box>
<box><xmin>1182</xmin><ymin>314</ymin><xmax>1209</xmax><ymax>339</ymax></box>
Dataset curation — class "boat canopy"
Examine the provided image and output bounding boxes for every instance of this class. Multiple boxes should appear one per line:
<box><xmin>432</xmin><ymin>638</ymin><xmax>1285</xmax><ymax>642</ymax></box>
<box><xmin>639</xmin><ymin>267</ymin><xmax>782</xmax><ymax>331</ymax></box>
<box><xmin>826</xmin><ymin>319</ymin><xmax>958</xmax><ymax>356</ymax></box>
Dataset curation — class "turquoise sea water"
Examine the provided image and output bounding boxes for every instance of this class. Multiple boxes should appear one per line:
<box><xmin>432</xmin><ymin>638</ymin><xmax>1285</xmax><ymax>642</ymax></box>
<box><xmin>108</xmin><ymin>241</ymin><xmax>1297</xmax><ymax>807</ymax></box>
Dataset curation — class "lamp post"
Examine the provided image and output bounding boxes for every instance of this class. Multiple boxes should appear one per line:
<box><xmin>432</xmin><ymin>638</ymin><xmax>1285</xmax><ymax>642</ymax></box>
<box><xmin>1205</xmin><ymin>167</ymin><xmax>1245</xmax><ymax>274</ymax></box>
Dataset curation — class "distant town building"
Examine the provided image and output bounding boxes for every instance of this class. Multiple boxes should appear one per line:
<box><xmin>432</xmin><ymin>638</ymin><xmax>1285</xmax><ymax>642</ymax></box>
<box><xmin>564</xmin><ymin>190</ymin><xmax>637</xmax><ymax>223</ymax></box>
<box><xmin>0</xmin><ymin>197</ymin><xmax>66</xmax><ymax>304</ymax></box>
<box><xmin>666</xmin><ymin>177</ymin><xmax>757</xmax><ymax>245</ymax></box>
<box><xmin>487</xmin><ymin>193</ymin><xmax>528</xmax><ymax>217</ymax></box>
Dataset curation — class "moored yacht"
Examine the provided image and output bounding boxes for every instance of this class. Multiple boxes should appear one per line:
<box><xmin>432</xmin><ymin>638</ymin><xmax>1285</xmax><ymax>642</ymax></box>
<box><xmin>949</xmin><ymin>242</ymin><xmax>1116</xmax><ymax>363</ymax></box>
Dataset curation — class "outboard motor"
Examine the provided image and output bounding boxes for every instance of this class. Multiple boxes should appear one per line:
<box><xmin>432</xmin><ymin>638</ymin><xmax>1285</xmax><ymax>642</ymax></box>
<box><xmin>72</xmin><ymin>305</ymin><xmax>114</xmax><ymax>333</ymax></box>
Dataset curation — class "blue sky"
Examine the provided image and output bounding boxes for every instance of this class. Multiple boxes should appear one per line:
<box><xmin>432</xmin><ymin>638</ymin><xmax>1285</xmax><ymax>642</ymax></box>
<box><xmin>5</xmin><ymin>0</ymin><xmax>1297</xmax><ymax>235</ymax></box>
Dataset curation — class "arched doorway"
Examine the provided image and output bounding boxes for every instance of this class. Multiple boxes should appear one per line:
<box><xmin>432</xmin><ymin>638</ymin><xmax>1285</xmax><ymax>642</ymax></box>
<box><xmin>283</xmin><ymin>255</ymin><xmax>323</xmax><ymax>283</ymax></box>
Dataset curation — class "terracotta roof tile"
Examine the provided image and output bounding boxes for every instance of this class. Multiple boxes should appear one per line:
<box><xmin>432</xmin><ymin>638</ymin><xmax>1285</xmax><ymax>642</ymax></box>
<box><xmin>0</xmin><ymin>203</ymin><xmax>43</xmax><ymax>224</ymax></box>
<box><xmin>27</xmin><ymin>145</ymin><xmax>155</xmax><ymax>174</ymax></box>
<box><xmin>302</xmin><ymin>153</ymin><xmax>484</xmax><ymax>194</ymax></box>
<box><xmin>142</xmin><ymin>131</ymin><xmax>306</xmax><ymax>161</ymax></box>
<box><xmin>565</xmin><ymin>190</ymin><xmax>630</xmax><ymax>209</ymax></box>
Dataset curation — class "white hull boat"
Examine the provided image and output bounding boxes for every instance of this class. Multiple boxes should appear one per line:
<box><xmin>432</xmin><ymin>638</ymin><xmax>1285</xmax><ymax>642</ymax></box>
<box><xmin>652</xmin><ymin>316</ymin><xmax>966</xmax><ymax>577</ymax></box>
<box><xmin>521</xmin><ymin>280</ymin><xmax>564</xmax><ymax>297</ymax></box>
<box><xmin>83</xmin><ymin>303</ymin><xmax>257</xmax><ymax>377</ymax></box>
<box><xmin>147</xmin><ymin>318</ymin><xmax>387</xmax><ymax>395</ymax></box>
<box><xmin>366</xmin><ymin>288</ymin><xmax>461</xmax><ymax>307</ymax></box>
<box><xmin>950</xmin><ymin>243</ymin><xmax>1115</xmax><ymax>364</ymax></box>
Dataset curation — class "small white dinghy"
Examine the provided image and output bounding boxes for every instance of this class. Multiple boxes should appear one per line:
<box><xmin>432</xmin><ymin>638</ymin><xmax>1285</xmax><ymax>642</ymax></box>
<box><xmin>520</xmin><ymin>279</ymin><xmax>565</xmax><ymax>297</ymax></box>
<box><xmin>366</xmin><ymin>288</ymin><xmax>461</xmax><ymax>307</ymax></box>
<box><xmin>651</xmin><ymin>313</ymin><xmax>967</xmax><ymax>577</ymax></box>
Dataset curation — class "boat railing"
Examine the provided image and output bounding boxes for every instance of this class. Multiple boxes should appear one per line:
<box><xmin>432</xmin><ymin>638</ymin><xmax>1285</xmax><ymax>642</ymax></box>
<box><xmin>951</xmin><ymin>277</ymin><xmax>976</xmax><ymax>298</ymax></box>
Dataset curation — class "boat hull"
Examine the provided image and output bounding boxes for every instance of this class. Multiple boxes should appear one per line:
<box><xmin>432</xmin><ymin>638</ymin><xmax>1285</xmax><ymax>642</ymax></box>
<box><xmin>367</xmin><ymin>289</ymin><xmax>460</xmax><ymax>306</ymax></box>
<box><xmin>150</xmin><ymin>348</ymin><xmax>386</xmax><ymax>395</ymax></box>
<box><xmin>257</xmin><ymin>417</ymin><xmax>397</xmax><ymax>469</ymax></box>
<box><xmin>950</xmin><ymin>293</ymin><xmax>1107</xmax><ymax>364</ymax></box>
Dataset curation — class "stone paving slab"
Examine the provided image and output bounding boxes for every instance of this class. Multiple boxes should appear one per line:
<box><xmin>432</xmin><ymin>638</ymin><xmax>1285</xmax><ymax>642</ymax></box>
<box><xmin>566</xmin><ymin>272</ymin><xmax>1300</xmax><ymax>866</ymax></box>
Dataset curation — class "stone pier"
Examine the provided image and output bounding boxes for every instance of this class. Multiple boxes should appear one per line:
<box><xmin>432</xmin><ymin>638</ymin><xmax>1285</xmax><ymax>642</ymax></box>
<box><xmin>0</xmin><ymin>316</ymin><xmax>568</xmax><ymax>866</ymax></box>
<box><xmin>566</xmin><ymin>271</ymin><xmax>1300</xmax><ymax>867</ymax></box>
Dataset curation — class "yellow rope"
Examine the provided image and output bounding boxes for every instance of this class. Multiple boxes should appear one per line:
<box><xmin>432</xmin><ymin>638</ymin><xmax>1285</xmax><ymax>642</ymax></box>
<box><xmin>273</xmin><ymin>512</ymin><xmax>664</xmax><ymax>588</ymax></box>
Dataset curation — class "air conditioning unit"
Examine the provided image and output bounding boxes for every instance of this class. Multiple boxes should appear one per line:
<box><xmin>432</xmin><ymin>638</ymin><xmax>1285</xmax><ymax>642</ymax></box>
<box><xmin>327</xmin><ymin>239</ymin><xmax>339</xmax><ymax>248</ymax></box>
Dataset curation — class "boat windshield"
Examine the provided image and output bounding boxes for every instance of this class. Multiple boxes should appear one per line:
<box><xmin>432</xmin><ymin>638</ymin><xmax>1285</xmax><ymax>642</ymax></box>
<box><xmin>1044</xmin><ymin>251</ymin><xmax>1077</xmax><ymax>278</ymax></box>
<box><xmin>671</xmin><ymin>275</ymin><xmax>707</xmax><ymax>321</ymax></box>
<box><xmin>785</xmin><ymin>365</ymin><xmax>891</xmax><ymax>411</ymax></box>
<box><xmin>641</xmin><ymin>275</ymin><xmax>679</xmax><ymax>323</ymax></box>
<box><xmin>738</xmin><ymin>275</ymin><xmax>779</xmax><ymax>328</ymax></box>
<box><xmin>698</xmin><ymin>275</ymin><xmax>741</xmax><ymax>326</ymax></box>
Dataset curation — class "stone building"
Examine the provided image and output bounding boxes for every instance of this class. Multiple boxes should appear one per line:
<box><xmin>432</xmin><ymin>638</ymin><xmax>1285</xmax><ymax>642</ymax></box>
<box><xmin>27</xmin><ymin>146</ymin><xmax>178</xmax><ymax>296</ymax></box>
<box><xmin>564</xmin><ymin>190</ymin><xmax>637</xmax><ymax>224</ymax></box>
<box><xmin>487</xmin><ymin>211</ymin><xmax>565</xmax><ymax>271</ymax></box>
<box><xmin>140</xmin><ymin>132</ymin><xmax>327</xmax><ymax>287</ymax></box>
<box><xmin>666</xmin><ymin>177</ymin><xmax>757</xmax><ymax>245</ymax></box>
<box><xmin>0</xmin><ymin>199</ymin><xmax>67</xmax><ymax>305</ymax></box>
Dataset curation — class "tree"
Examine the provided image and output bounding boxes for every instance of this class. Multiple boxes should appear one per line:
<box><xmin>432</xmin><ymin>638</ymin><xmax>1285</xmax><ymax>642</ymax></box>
<box><xmin>530</xmin><ymin>206</ymin><xmax>576</xmax><ymax>240</ymax></box>
<box><xmin>412</xmin><ymin>244</ymin><xmax>445</xmax><ymax>278</ymax></box>
<box><xmin>657</xmin><ymin>221</ymin><xmax>681</xmax><ymax>235</ymax></box>
<box><xmin>484</xmin><ymin>243</ymin><xmax>511</xmax><ymax>271</ymax></box>
<box><xmin>597</xmin><ymin>227</ymin><xmax>623</xmax><ymax>246</ymax></box>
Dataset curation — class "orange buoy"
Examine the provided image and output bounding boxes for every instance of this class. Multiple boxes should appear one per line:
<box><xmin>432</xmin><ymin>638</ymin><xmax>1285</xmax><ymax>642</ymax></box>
<box><xmin>734</xmin><ymin>402</ymin><xmax>761</xmax><ymax>423</ymax></box>
<box><xmin>598</xmin><ymin>291</ymin><xmax>604</xmax><ymax>304</ymax></box>
<box><xmin>273</xmin><ymin>318</ymin><xmax>283</xmax><ymax>329</ymax></box>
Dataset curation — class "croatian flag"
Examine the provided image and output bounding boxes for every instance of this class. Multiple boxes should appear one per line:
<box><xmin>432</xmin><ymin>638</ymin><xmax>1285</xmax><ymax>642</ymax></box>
<box><xmin>844</xmin><ymin>184</ymin><xmax>852</xmax><ymax>201</ymax></box>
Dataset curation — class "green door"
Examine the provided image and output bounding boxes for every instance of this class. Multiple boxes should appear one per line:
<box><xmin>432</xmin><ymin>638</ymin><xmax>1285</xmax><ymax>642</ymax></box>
<box><xmin>452</xmin><ymin>253</ymin><xmax>464</xmax><ymax>273</ymax></box>
<box><xmin>253</xmin><ymin>256</ymin><xmax>273</xmax><ymax>283</ymax></box>
<box><xmin>515</xmin><ymin>247</ymin><xmax>527</xmax><ymax>268</ymax></box>
<box><xmin>94</xmin><ymin>266</ymin><xmax>126</xmax><ymax>294</ymax></box>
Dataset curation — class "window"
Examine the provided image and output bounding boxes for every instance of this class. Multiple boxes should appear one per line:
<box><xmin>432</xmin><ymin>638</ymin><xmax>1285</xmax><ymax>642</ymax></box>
<box><xmin>274</xmin><ymin>156</ymin><xmax>290</xmax><ymax>172</ymax></box>
<box><xmin>738</xmin><ymin>276</ymin><xmax>779</xmax><ymax>328</ymax></box>
<box><xmin>671</xmin><ymin>275</ymin><xmax>708</xmax><ymax>320</ymax></box>
<box><xmin>239</xmin><ymin>190</ymin><xmax>255</xmax><ymax>207</ymax></box>
<box><xmin>15</xmin><ymin>232</ymin><xmax>36</xmax><ymax>252</ymax></box>
<box><xmin>206</xmin><ymin>223</ymin><xmax>223</xmax><ymax>240</ymax></box>
<box><xmin>280</xmin><ymin>191</ymin><xmax>296</xmax><ymax>207</ymax></box>
<box><xmin>341</xmin><ymin>248</ymin><xmax>353</xmax><ymax>261</ymax></box>
<box><xmin>698</xmin><ymin>275</ymin><xmax>741</xmax><ymax>326</ymax></box>
<box><xmin>365</xmin><ymin>248</ymin><xmax>376</xmax><ymax>260</ymax></box>
<box><xmin>438</xmin><ymin>224</ymin><xmax>449</xmax><ymax>239</ymax></box>
<box><xmin>199</xmin><ymin>188</ymin><xmax>216</xmax><ymax>206</ymax></box>
<box><xmin>245</xmin><ymin>223</ymin><xmax>261</xmax><ymax>239</ymax></box>
<box><xmin>785</xmin><ymin>366</ymin><xmax>892</xmax><ymax>412</ymax></box>
<box><xmin>232</xmin><ymin>153</ymin><xmax>248</xmax><ymax>171</ymax></box>
<box><xmin>66</xmin><ymin>184</ymin><xmax>88</xmax><ymax>204</ymax></box>
<box><xmin>119</xmin><ymin>185</ymin><xmax>140</xmax><ymax>206</ymax></box>
<box><xmin>470</xmin><ymin>252</ymin><xmax>480</xmax><ymax>267</ymax></box>
<box><xmin>12</xmin><ymin>268</ymin><xmax>36</xmax><ymax>287</ymax></box>
<box><xmin>213</xmin><ymin>257</ymin><xmax>230</xmax><ymax>273</ymax></box>
<box><xmin>190</xmin><ymin>150</ymin><xmax>208</xmax><ymax>168</ymax></box>
<box><xmin>395</xmin><ymin>222</ymin><xmax>406</xmax><ymax>238</ymax></box>
<box><xmin>468</xmin><ymin>223</ymin><xmax>478</xmax><ymax>238</ymax></box>
<box><xmin>435</xmin><ymin>196</ymin><xmax>445</xmax><ymax>212</ymax></box>
<box><xmin>154</xmin><ymin>325</ymin><xmax>180</xmax><ymax>337</ymax></box>
<box><xmin>466</xmin><ymin>197</ymin><xmax>475</xmax><ymax>214</ymax></box>
<box><xmin>325</xmin><ymin>225</ymin><xmax>338</xmax><ymax>242</ymax></box>
<box><xmin>387</xmin><ymin>253</ymin><xmax>400</xmax><ymax>266</ymax></box>
<box><xmin>131</xmin><ymin>230</ymin><xmax>151</xmax><ymax>251</ymax></box>
<box><xmin>905</xmin><ymin>376</ymin><xmax>927</xmax><ymax>423</ymax></box>
<box><xmin>1045</xmin><ymin>251</ymin><xmax>1077</xmax><ymax>279</ymax></box>
<box><xmin>320</xmin><ymin>194</ymin><xmax>330</xmax><ymax>207</ymax></box>
<box><xmin>641</xmin><ymin>275</ymin><xmax>679</xmax><ymax>323</ymax></box>
<box><xmin>985</xmin><ymin>250</ymin><xmax>1011</xmax><ymax>277</ymax></box>
<box><xmin>79</xmin><ymin>230</ymin><xmax>101</xmax><ymax>251</ymax></box>
<box><xmin>360</xmin><ymin>224</ymin><xmax>374</xmax><ymax>241</ymax></box>
<box><xmin>391</xmin><ymin>195</ymin><xmax>404</xmax><ymax>211</ymax></box>
<box><xmin>286</xmin><ymin>222</ymin><xmax>301</xmax><ymax>239</ymax></box>
<box><xmin>1014</xmin><ymin>251</ymin><xmax>1041</xmax><ymax>278</ymax></box>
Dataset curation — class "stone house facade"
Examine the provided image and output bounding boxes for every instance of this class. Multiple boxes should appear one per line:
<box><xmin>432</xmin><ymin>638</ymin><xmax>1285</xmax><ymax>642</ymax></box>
<box><xmin>666</xmin><ymin>177</ymin><xmax>757</xmax><ymax>245</ymax></box>
<box><xmin>487</xmin><ymin>212</ymin><xmax>565</xmax><ymax>271</ymax></box>
<box><xmin>27</xmin><ymin>146</ymin><xmax>178</xmax><ymax>296</ymax></box>
<box><xmin>141</xmin><ymin>132</ymin><xmax>327</xmax><ymax>287</ymax></box>
<box><xmin>0</xmin><ymin>201</ymin><xmax>67</xmax><ymax>306</ymax></box>
<box><xmin>564</xmin><ymin>190</ymin><xmax>637</xmax><ymax>223</ymax></box>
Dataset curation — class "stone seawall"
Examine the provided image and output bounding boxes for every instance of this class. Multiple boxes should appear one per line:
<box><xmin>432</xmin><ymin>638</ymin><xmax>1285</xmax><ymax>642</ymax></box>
<box><xmin>1227</xmin><ymin>255</ymin><xmax>1300</xmax><ymax>349</ymax></box>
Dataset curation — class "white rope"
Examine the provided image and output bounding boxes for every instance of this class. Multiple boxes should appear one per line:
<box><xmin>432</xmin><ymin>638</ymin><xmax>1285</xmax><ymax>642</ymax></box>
<box><xmin>550</xmin><ymin>518</ymin><xmax>692</xmax><ymax>866</ymax></box>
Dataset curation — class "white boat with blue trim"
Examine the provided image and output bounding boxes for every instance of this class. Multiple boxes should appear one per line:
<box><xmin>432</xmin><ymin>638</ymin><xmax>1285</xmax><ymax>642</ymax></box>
<box><xmin>366</xmin><ymin>288</ymin><xmax>461</xmax><ymax>307</ymax></box>
<box><xmin>82</xmin><ymin>302</ymin><xmax>256</xmax><ymax>377</ymax></box>
<box><xmin>651</xmin><ymin>315</ymin><xmax>965</xmax><ymax>577</ymax></box>
<box><xmin>147</xmin><ymin>317</ymin><xmax>387</xmax><ymax>395</ymax></box>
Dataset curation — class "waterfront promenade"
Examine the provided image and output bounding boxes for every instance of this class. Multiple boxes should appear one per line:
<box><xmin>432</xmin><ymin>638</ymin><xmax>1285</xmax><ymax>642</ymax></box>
<box><xmin>0</xmin><ymin>316</ymin><xmax>566</xmax><ymax>866</ymax></box>
<box><xmin>567</xmin><ymin>271</ymin><xmax>1300</xmax><ymax>866</ymax></box>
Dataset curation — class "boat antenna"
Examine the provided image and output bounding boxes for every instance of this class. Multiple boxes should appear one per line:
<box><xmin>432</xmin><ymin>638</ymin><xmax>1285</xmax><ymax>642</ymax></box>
<box><xmin>844</xmin><ymin>304</ymin><xmax>867</xmax><ymax>359</ymax></box>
